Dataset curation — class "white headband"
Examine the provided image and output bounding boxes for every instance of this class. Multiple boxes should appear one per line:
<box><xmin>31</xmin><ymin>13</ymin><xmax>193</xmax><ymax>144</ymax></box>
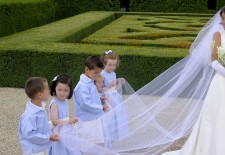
<box><xmin>52</xmin><ymin>75</ymin><xmax>59</xmax><ymax>81</ymax></box>
<box><xmin>105</xmin><ymin>50</ymin><xmax>113</xmax><ymax>55</ymax></box>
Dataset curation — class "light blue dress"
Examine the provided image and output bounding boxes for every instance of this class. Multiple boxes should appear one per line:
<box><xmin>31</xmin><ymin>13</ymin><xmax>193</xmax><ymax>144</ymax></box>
<box><xmin>49</xmin><ymin>97</ymin><xmax>81</xmax><ymax>155</ymax></box>
<box><xmin>73</xmin><ymin>74</ymin><xmax>104</xmax><ymax>122</ymax></box>
<box><xmin>101</xmin><ymin>70</ymin><xmax>117</xmax><ymax>88</ymax></box>
<box><xmin>101</xmin><ymin>70</ymin><xmax>128</xmax><ymax>140</ymax></box>
<box><xmin>18</xmin><ymin>100</ymin><xmax>52</xmax><ymax>154</ymax></box>
<box><xmin>49</xmin><ymin>97</ymin><xmax>69</xmax><ymax>120</ymax></box>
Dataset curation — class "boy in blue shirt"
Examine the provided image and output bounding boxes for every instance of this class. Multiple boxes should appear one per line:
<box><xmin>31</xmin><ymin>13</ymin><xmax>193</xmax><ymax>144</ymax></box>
<box><xmin>18</xmin><ymin>77</ymin><xmax>59</xmax><ymax>155</ymax></box>
<box><xmin>74</xmin><ymin>56</ymin><xmax>108</xmax><ymax>121</ymax></box>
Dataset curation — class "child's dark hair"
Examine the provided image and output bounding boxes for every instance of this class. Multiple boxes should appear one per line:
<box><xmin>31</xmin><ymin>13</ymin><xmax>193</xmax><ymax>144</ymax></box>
<box><xmin>50</xmin><ymin>74</ymin><xmax>73</xmax><ymax>99</ymax></box>
<box><xmin>25</xmin><ymin>77</ymin><xmax>48</xmax><ymax>99</ymax></box>
<box><xmin>101</xmin><ymin>50</ymin><xmax>120</xmax><ymax>66</ymax></box>
<box><xmin>85</xmin><ymin>56</ymin><xmax>104</xmax><ymax>70</ymax></box>
<box><xmin>220</xmin><ymin>6</ymin><xmax>225</xmax><ymax>16</ymax></box>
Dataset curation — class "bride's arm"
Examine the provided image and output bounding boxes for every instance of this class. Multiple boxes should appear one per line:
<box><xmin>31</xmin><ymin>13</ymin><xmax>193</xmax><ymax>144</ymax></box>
<box><xmin>211</xmin><ymin>32</ymin><xmax>220</xmax><ymax>61</ymax></box>
<box><xmin>211</xmin><ymin>32</ymin><xmax>225</xmax><ymax>77</ymax></box>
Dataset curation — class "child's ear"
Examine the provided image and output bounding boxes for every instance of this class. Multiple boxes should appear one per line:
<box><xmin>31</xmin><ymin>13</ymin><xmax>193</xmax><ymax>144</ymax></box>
<box><xmin>85</xmin><ymin>67</ymin><xmax>89</xmax><ymax>72</ymax></box>
<box><xmin>37</xmin><ymin>92</ymin><xmax>44</xmax><ymax>99</ymax></box>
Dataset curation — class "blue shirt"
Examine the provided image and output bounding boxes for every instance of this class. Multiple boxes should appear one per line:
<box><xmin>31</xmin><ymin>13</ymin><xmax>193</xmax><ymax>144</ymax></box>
<box><xmin>74</xmin><ymin>74</ymin><xmax>104</xmax><ymax>121</ymax></box>
<box><xmin>18</xmin><ymin>100</ymin><xmax>52</xmax><ymax>154</ymax></box>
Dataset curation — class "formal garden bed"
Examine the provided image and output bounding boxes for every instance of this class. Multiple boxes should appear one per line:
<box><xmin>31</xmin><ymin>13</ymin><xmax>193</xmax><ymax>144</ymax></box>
<box><xmin>1</xmin><ymin>0</ymin><xmax>223</xmax><ymax>37</ymax></box>
<box><xmin>0</xmin><ymin>11</ymin><xmax>212</xmax><ymax>90</ymax></box>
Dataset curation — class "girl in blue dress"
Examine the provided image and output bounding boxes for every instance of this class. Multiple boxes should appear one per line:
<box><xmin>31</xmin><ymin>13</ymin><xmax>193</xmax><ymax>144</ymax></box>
<box><xmin>96</xmin><ymin>50</ymin><xmax>128</xmax><ymax>141</ymax></box>
<box><xmin>49</xmin><ymin>74</ymin><xmax>81</xmax><ymax>155</ymax></box>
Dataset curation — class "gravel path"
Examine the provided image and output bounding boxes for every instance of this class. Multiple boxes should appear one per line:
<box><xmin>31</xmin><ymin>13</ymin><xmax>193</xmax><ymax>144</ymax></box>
<box><xmin>0</xmin><ymin>88</ymin><xmax>186</xmax><ymax>155</ymax></box>
<box><xmin>0</xmin><ymin>88</ymin><xmax>77</xmax><ymax>155</ymax></box>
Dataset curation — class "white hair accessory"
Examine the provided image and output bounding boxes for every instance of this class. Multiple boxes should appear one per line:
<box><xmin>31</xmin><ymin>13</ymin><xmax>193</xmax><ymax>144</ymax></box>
<box><xmin>52</xmin><ymin>75</ymin><xmax>59</xmax><ymax>81</ymax></box>
<box><xmin>105</xmin><ymin>50</ymin><xmax>113</xmax><ymax>55</ymax></box>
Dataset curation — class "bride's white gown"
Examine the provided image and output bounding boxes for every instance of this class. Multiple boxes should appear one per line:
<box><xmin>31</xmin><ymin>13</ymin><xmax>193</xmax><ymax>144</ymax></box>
<box><xmin>163</xmin><ymin>30</ymin><xmax>225</xmax><ymax>155</ymax></box>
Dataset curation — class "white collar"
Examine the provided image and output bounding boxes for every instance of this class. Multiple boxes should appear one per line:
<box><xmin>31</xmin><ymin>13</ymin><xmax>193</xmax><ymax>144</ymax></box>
<box><xmin>29</xmin><ymin>100</ymin><xmax>46</xmax><ymax>111</ymax></box>
<box><xmin>80</xmin><ymin>74</ymin><xmax>93</xmax><ymax>84</ymax></box>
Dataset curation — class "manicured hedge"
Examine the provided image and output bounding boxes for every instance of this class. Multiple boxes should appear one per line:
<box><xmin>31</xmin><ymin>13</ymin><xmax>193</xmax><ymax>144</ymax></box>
<box><xmin>82</xmin><ymin>13</ymin><xmax>211</xmax><ymax>49</ymax></box>
<box><xmin>217</xmin><ymin>0</ymin><xmax>225</xmax><ymax>9</ymax></box>
<box><xmin>130</xmin><ymin>0</ymin><xmax>208</xmax><ymax>13</ymax></box>
<box><xmin>54</xmin><ymin>0</ymin><xmax>219</xmax><ymax>20</ymax></box>
<box><xmin>0</xmin><ymin>11</ymin><xmax>189</xmax><ymax>90</ymax></box>
<box><xmin>0</xmin><ymin>12</ymin><xmax>116</xmax><ymax>43</ymax></box>
<box><xmin>54</xmin><ymin>0</ymin><xmax>120</xmax><ymax>20</ymax></box>
<box><xmin>0</xmin><ymin>0</ymin><xmax>119</xmax><ymax>37</ymax></box>
<box><xmin>0</xmin><ymin>0</ymin><xmax>220</xmax><ymax>37</ymax></box>
<box><xmin>0</xmin><ymin>0</ymin><xmax>55</xmax><ymax>37</ymax></box>
<box><xmin>0</xmin><ymin>43</ymin><xmax>185</xmax><ymax>90</ymax></box>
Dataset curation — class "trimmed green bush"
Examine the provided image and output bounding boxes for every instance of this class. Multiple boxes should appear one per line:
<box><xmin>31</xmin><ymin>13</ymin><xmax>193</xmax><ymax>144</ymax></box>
<box><xmin>0</xmin><ymin>12</ymin><xmax>116</xmax><ymax>43</ymax></box>
<box><xmin>0</xmin><ymin>0</ymin><xmax>55</xmax><ymax>37</ymax></box>
<box><xmin>0</xmin><ymin>0</ymin><xmax>48</xmax><ymax>3</ymax></box>
<box><xmin>54</xmin><ymin>0</ymin><xmax>218</xmax><ymax>20</ymax></box>
<box><xmin>0</xmin><ymin>12</ymin><xmax>211</xmax><ymax>90</ymax></box>
<box><xmin>0</xmin><ymin>0</ymin><xmax>220</xmax><ymax>37</ymax></box>
<box><xmin>54</xmin><ymin>0</ymin><xmax>120</xmax><ymax>20</ymax></box>
<box><xmin>217</xmin><ymin>0</ymin><xmax>225</xmax><ymax>9</ymax></box>
<box><xmin>130</xmin><ymin>0</ymin><xmax>208</xmax><ymax>13</ymax></box>
<box><xmin>0</xmin><ymin>0</ymin><xmax>120</xmax><ymax>37</ymax></box>
<box><xmin>82</xmin><ymin>13</ymin><xmax>211</xmax><ymax>49</ymax></box>
<box><xmin>0</xmin><ymin>44</ymin><xmax>184</xmax><ymax>90</ymax></box>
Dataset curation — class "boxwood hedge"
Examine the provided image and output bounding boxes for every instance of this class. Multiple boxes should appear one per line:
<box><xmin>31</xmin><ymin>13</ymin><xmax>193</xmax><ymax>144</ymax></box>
<box><xmin>0</xmin><ymin>0</ymin><xmax>221</xmax><ymax>37</ymax></box>
<box><xmin>0</xmin><ymin>11</ymin><xmax>207</xmax><ymax>90</ymax></box>
<box><xmin>217</xmin><ymin>0</ymin><xmax>225</xmax><ymax>9</ymax></box>
<box><xmin>0</xmin><ymin>0</ymin><xmax>55</xmax><ymax>37</ymax></box>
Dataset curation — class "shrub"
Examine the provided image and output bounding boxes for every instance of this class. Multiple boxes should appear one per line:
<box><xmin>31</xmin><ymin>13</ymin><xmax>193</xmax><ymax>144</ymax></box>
<box><xmin>0</xmin><ymin>0</ymin><xmax>55</xmax><ymax>37</ymax></box>
<box><xmin>0</xmin><ymin>11</ymin><xmax>190</xmax><ymax>90</ymax></box>
<box><xmin>130</xmin><ymin>0</ymin><xmax>209</xmax><ymax>13</ymax></box>
<box><xmin>54</xmin><ymin>0</ymin><xmax>120</xmax><ymax>19</ymax></box>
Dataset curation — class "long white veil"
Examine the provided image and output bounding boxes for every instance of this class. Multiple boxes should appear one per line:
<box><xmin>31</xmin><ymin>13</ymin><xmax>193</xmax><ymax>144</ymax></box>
<box><xmin>53</xmin><ymin>10</ymin><xmax>223</xmax><ymax>155</ymax></box>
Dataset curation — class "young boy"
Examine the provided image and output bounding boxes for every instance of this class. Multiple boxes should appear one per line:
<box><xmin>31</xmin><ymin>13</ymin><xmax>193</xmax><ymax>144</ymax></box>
<box><xmin>18</xmin><ymin>77</ymin><xmax>59</xmax><ymax>155</ymax></box>
<box><xmin>74</xmin><ymin>56</ymin><xmax>108</xmax><ymax>122</ymax></box>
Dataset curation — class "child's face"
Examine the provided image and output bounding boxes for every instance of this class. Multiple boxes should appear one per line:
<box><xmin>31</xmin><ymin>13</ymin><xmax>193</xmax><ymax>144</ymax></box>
<box><xmin>85</xmin><ymin>67</ymin><xmax>102</xmax><ymax>80</ymax></box>
<box><xmin>38</xmin><ymin>82</ymin><xmax>50</xmax><ymax>101</ymax></box>
<box><xmin>104</xmin><ymin>59</ymin><xmax>118</xmax><ymax>72</ymax></box>
<box><xmin>55</xmin><ymin>82</ymin><xmax>70</xmax><ymax>101</ymax></box>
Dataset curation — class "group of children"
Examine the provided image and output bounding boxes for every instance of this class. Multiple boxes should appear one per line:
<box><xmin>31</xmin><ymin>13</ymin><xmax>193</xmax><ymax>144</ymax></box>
<box><xmin>18</xmin><ymin>50</ymin><xmax>125</xmax><ymax>155</ymax></box>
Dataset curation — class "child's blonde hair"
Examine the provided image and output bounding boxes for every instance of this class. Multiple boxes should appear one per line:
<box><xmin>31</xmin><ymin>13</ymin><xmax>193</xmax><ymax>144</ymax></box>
<box><xmin>101</xmin><ymin>50</ymin><xmax>120</xmax><ymax>66</ymax></box>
